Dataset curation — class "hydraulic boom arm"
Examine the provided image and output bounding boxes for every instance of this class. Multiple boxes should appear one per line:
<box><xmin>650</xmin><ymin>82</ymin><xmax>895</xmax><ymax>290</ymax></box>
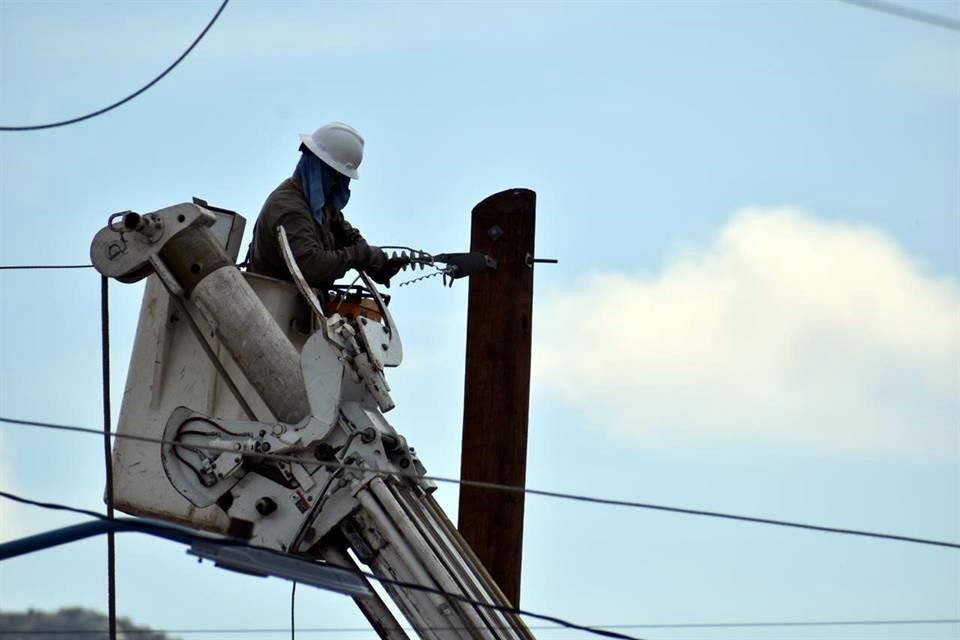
<box><xmin>90</xmin><ymin>202</ymin><xmax>533</xmax><ymax>640</ymax></box>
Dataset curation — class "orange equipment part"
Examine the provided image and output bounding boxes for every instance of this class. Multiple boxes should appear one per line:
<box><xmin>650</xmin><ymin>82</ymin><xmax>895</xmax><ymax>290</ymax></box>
<box><xmin>324</xmin><ymin>298</ymin><xmax>382</xmax><ymax>322</ymax></box>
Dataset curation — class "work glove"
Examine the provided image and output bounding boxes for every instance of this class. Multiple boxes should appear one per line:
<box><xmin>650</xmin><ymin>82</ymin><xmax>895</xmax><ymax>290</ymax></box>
<box><xmin>347</xmin><ymin>239</ymin><xmax>387</xmax><ymax>272</ymax></box>
<box><xmin>368</xmin><ymin>256</ymin><xmax>408</xmax><ymax>288</ymax></box>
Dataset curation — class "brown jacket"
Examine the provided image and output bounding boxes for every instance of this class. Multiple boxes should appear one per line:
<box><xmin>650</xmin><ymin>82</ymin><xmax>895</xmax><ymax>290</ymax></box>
<box><xmin>247</xmin><ymin>177</ymin><xmax>367</xmax><ymax>288</ymax></box>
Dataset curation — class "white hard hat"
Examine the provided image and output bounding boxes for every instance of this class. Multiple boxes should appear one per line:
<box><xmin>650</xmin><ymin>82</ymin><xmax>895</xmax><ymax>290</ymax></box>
<box><xmin>299</xmin><ymin>122</ymin><xmax>364</xmax><ymax>180</ymax></box>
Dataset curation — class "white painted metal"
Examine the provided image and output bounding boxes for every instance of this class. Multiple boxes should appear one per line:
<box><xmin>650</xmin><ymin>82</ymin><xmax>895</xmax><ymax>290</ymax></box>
<box><xmin>391</xmin><ymin>486</ymin><xmax>516</xmax><ymax>637</ymax></box>
<box><xmin>370</xmin><ymin>480</ymin><xmax>495</xmax><ymax>640</ymax></box>
<box><xmin>421</xmin><ymin>493</ymin><xmax>528</xmax><ymax>636</ymax></box>
<box><xmin>358</xmin><ymin>272</ymin><xmax>403</xmax><ymax>367</ymax></box>
<box><xmin>299</xmin><ymin>331</ymin><xmax>343</xmax><ymax>437</ymax></box>
<box><xmin>190</xmin><ymin>264</ymin><xmax>311</xmax><ymax>424</ymax></box>
<box><xmin>317</xmin><ymin>543</ymin><xmax>412</xmax><ymax>640</ymax></box>
<box><xmin>278</xmin><ymin>225</ymin><xmax>327</xmax><ymax>323</ymax></box>
<box><xmin>90</xmin><ymin>203</ymin><xmax>216</xmax><ymax>282</ymax></box>
<box><xmin>92</xmin><ymin>205</ymin><xmax>534</xmax><ymax>640</ymax></box>
<box><xmin>111</xmin><ymin>272</ymin><xmax>309</xmax><ymax>530</ymax></box>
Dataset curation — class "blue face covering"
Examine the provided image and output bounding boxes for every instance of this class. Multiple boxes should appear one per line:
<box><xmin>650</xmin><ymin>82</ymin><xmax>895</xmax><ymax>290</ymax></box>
<box><xmin>293</xmin><ymin>152</ymin><xmax>351</xmax><ymax>224</ymax></box>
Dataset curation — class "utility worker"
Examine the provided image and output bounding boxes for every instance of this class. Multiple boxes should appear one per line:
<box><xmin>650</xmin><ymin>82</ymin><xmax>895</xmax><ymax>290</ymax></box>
<box><xmin>246</xmin><ymin>122</ymin><xmax>404</xmax><ymax>290</ymax></box>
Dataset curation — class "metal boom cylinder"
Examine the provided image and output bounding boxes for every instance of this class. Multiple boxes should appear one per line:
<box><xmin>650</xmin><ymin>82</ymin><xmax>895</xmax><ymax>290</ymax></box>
<box><xmin>158</xmin><ymin>226</ymin><xmax>311</xmax><ymax>424</ymax></box>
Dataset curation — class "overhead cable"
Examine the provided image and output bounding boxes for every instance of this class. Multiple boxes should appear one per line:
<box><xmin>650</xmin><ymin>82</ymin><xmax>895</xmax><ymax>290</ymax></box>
<box><xmin>290</xmin><ymin>582</ymin><xmax>297</xmax><ymax>640</ymax></box>
<box><xmin>835</xmin><ymin>0</ymin><xmax>960</xmax><ymax>31</ymax></box>
<box><xmin>0</xmin><ymin>264</ymin><xmax>93</xmax><ymax>270</ymax></box>
<box><xmin>0</xmin><ymin>490</ymin><xmax>643</xmax><ymax>640</ymax></box>
<box><xmin>99</xmin><ymin>276</ymin><xmax>118</xmax><ymax>640</ymax></box>
<box><xmin>0</xmin><ymin>0</ymin><xmax>230</xmax><ymax>132</ymax></box>
<box><xmin>1</xmin><ymin>618</ymin><xmax>958</xmax><ymax>635</ymax></box>
<box><xmin>2</xmin><ymin>415</ymin><xmax>959</xmax><ymax>550</ymax></box>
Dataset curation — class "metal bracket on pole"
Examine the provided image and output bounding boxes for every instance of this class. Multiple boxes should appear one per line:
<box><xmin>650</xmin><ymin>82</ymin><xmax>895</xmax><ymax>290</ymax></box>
<box><xmin>524</xmin><ymin>254</ymin><xmax>558</xmax><ymax>268</ymax></box>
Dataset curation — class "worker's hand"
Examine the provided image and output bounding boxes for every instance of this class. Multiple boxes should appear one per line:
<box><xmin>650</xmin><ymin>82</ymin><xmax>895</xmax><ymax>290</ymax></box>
<box><xmin>368</xmin><ymin>257</ymin><xmax>408</xmax><ymax>288</ymax></box>
<box><xmin>348</xmin><ymin>240</ymin><xmax>387</xmax><ymax>272</ymax></box>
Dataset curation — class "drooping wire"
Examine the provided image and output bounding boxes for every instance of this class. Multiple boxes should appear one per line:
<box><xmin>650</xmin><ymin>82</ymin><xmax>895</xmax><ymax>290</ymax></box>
<box><xmin>0</xmin><ymin>0</ymin><xmax>231</xmax><ymax>132</ymax></box>
<box><xmin>835</xmin><ymin>0</ymin><xmax>960</xmax><ymax>31</ymax></box>
<box><xmin>0</xmin><ymin>264</ymin><xmax>94</xmax><ymax>270</ymax></box>
<box><xmin>1</xmin><ymin>415</ymin><xmax>959</xmax><ymax>550</ymax></box>
<box><xmin>100</xmin><ymin>276</ymin><xmax>117</xmax><ymax>640</ymax></box>
<box><xmin>0</xmin><ymin>0</ymin><xmax>950</xmax><ymax>133</ymax></box>
<box><xmin>1</xmin><ymin>618</ymin><xmax>958</xmax><ymax>635</ymax></box>
<box><xmin>0</xmin><ymin>490</ymin><xmax>103</xmax><ymax>519</ymax></box>
<box><xmin>0</xmin><ymin>490</ymin><xmax>645</xmax><ymax>640</ymax></box>
<box><xmin>290</xmin><ymin>581</ymin><xmax>297</xmax><ymax>640</ymax></box>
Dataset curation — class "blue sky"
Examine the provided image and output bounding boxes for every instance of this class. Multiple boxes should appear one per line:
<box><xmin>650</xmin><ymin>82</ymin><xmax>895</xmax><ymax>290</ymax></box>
<box><xmin>1</xmin><ymin>1</ymin><xmax>958</xmax><ymax>639</ymax></box>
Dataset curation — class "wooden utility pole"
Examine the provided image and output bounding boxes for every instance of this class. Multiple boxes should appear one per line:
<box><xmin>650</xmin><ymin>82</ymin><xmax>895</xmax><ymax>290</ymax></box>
<box><xmin>458</xmin><ymin>188</ymin><xmax>536</xmax><ymax>607</ymax></box>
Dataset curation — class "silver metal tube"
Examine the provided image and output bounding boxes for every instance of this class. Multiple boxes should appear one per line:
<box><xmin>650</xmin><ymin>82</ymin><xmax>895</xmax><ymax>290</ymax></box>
<box><xmin>369</xmin><ymin>480</ymin><xmax>493</xmax><ymax>640</ymax></box>
<box><xmin>392</xmin><ymin>485</ymin><xmax>518</xmax><ymax>639</ymax></box>
<box><xmin>356</xmin><ymin>488</ymin><xmax>473</xmax><ymax>640</ymax></box>
<box><xmin>422</xmin><ymin>495</ymin><xmax>534</xmax><ymax>640</ymax></box>
<box><xmin>156</xmin><ymin>226</ymin><xmax>310</xmax><ymax>424</ymax></box>
<box><xmin>317</xmin><ymin>543</ymin><xmax>412</xmax><ymax>640</ymax></box>
<box><xmin>191</xmin><ymin>266</ymin><xmax>309</xmax><ymax>423</ymax></box>
<box><xmin>361</xmin><ymin>536</ymin><xmax>450</xmax><ymax>640</ymax></box>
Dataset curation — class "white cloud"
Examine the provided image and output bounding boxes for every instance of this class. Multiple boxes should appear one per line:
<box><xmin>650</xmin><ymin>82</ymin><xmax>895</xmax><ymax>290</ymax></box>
<box><xmin>534</xmin><ymin>208</ymin><xmax>960</xmax><ymax>459</ymax></box>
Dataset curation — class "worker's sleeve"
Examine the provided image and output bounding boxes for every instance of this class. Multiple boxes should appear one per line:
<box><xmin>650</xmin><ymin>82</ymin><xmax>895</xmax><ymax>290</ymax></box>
<box><xmin>274</xmin><ymin>211</ymin><xmax>357</xmax><ymax>285</ymax></box>
<box><xmin>332</xmin><ymin>211</ymin><xmax>365</xmax><ymax>247</ymax></box>
<box><xmin>332</xmin><ymin>215</ymin><xmax>389</xmax><ymax>273</ymax></box>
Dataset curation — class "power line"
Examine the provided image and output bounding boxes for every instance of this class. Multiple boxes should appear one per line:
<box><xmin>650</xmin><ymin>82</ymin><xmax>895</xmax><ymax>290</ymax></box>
<box><xmin>5</xmin><ymin>494</ymin><xmax>959</xmax><ymax>639</ymax></box>
<box><xmin>836</xmin><ymin>0</ymin><xmax>960</xmax><ymax>31</ymax></box>
<box><xmin>2</xmin><ymin>415</ymin><xmax>959</xmax><ymax>550</ymax></box>
<box><xmin>0</xmin><ymin>264</ymin><xmax>93</xmax><ymax>270</ymax></box>
<box><xmin>0</xmin><ymin>0</ymin><xmax>230</xmax><ymax>132</ymax></box>
<box><xmin>290</xmin><ymin>581</ymin><xmax>297</xmax><ymax>640</ymax></box>
<box><xmin>1</xmin><ymin>618</ymin><xmax>958</xmax><ymax>635</ymax></box>
<box><xmin>0</xmin><ymin>490</ymin><xmax>644</xmax><ymax>640</ymax></box>
<box><xmin>0</xmin><ymin>490</ymin><xmax>104</xmax><ymax>520</ymax></box>
<box><xmin>99</xmin><ymin>276</ymin><xmax>118</xmax><ymax>640</ymax></box>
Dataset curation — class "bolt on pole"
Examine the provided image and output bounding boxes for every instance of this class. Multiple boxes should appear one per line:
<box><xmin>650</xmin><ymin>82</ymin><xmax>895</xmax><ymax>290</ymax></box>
<box><xmin>458</xmin><ymin>188</ymin><xmax>536</xmax><ymax>607</ymax></box>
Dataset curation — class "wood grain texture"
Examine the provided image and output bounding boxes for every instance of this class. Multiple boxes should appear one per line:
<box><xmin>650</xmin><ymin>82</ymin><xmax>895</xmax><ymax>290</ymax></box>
<box><xmin>458</xmin><ymin>188</ymin><xmax>536</xmax><ymax>607</ymax></box>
